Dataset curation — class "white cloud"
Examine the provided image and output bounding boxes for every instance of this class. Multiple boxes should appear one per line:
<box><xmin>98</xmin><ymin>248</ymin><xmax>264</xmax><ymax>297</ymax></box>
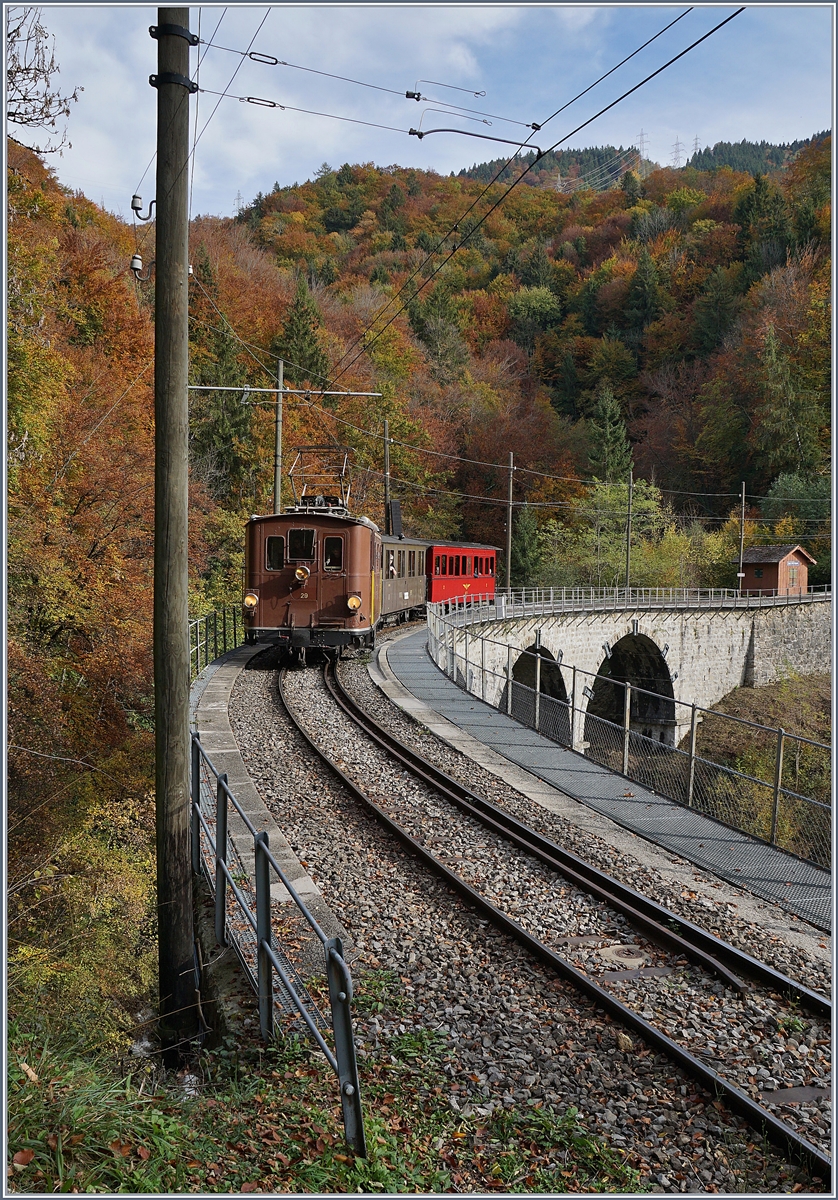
<box><xmin>24</xmin><ymin>3</ymin><xmax>832</xmax><ymax>219</ymax></box>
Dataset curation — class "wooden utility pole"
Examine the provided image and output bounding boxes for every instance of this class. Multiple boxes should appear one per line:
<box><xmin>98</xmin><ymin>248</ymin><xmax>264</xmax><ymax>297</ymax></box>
<box><xmin>384</xmin><ymin>419</ymin><xmax>391</xmax><ymax>535</ymax></box>
<box><xmin>625</xmin><ymin>467</ymin><xmax>633</xmax><ymax>592</ymax></box>
<box><xmin>737</xmin><ymin>481</ymin><xmax>746</xmax><ymax>595</ymax></box>
<box><xmin>152</xmin><ymin>8</ymin><xmax>197</xmax><ymax>1056</ymax></box>
<box><xmin>273</xmin><ymin>358</ymin><xmax>284</xmax><ymax>513</ymax></box>
<box><xmin>505</xmin><ymin>451</ymin><xmax>514</xmax><ymax>591</ymax></box>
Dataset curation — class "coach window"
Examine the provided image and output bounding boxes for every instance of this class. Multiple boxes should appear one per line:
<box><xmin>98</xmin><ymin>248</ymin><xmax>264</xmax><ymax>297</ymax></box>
<box><xmin>388</xmin><ymin>551</ymin><xmax>396</xmax><ymax>577</ymax></box>
<box><xmin>489</xmin><ymin>556</ymin><xmax>495</xmax><ymax>575</ymax></box>
<box><xmin>463</xmin><ymin>556</ymin><xmax>471</xmax><ymax>575</ymax></box>
<box><xmin>323</xmin><ymin>537</ymin><xmax>343</xmax><ymax>571</ymax></box>
<box><xmin>419</xmin><ymin>551</ymin><xmax>425</xmax><ymax>574</ymax></box>
<box><xmin>441</xmin><ymin>555</ymin><xmax>447</xmax><ymax>576</ymax></box>
<box><xmin>474</xmin><ymin>557</ymin><xmax>482</xmax><ymax>576</ymax></box>
<box><xmin>453</xmin><ymin>556</ymin><xmax>460</xmax><ymax>577</ymax></box>
<box><xmin>408</xmin><ymin>550</ymin><xmax>416</xmax><ymax>577</ymax></box>
<box><xmin>434</xmin><ymin>555</ymin><xmax>441</xmax><ymax>575</ymax></box>
<box><xmin>265</xmin><ymin>536</ymin><xmax>285</xmax><ymax>570</ymax></box>
<box><xmin>288</xmin><ymin>528</ymin><xmax>315</xmax><ymax>559</ymax></box>
<box><xmin>397</xmin><ymin>550</ymin><xmax>406</xmax><ymax>576</ymax></box>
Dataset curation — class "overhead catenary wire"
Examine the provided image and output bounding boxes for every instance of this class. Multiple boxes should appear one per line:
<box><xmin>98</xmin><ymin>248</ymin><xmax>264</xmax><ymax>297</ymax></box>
<box><xmin>327</xmin><ymin>7</ymin><xmax>746</xmax><ymax>387</ymax></box>
<box><xmin>200</xmin><ymin>42</ymin><xmax>540</xmax><ymax>130</ymax></box>
<box><xmin>198</xmin><ymin>87</ymin><xmax>412</xmax><ymax>135</ymax></box>
<box><xmin>186</xmin><ymin>294</ymin><xmax>821</xmax><ymax>512</ymax></box>
<box><xmin>322</xmin><ymin>6</ymin><xmax>700</xmax><ymax>382</ymax></box>
<box><xmin>186</xmin><ymin>298</ymin><xmax>824</xmax><ymax>514</ymax></box>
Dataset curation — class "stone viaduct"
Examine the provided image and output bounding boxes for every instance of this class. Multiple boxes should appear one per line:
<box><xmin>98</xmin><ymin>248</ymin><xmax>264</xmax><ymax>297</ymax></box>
<box><xmin>431</xmin><ymin>593</ymin><xmax>831</xmax><ymax>749</ymax></box>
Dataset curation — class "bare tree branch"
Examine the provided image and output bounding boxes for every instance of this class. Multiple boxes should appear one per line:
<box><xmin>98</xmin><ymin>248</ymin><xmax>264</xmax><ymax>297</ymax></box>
<box><xmin>6</xmin><ymin>6</ymin><xmax>82</xmax><ymax>154</ymax></box>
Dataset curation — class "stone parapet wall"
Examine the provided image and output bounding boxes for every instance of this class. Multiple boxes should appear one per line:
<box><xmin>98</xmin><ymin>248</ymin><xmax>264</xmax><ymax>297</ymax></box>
<box><xmin>433</xmin><ymin>599</ymin><xmax>831</xmax><ymax>736</ymax></box>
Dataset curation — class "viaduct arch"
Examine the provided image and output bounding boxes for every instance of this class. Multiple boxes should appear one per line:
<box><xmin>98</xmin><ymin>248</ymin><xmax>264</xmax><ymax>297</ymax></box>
<box><xmin>441</xmin><ymin>599</ymin><xmax>831</xmax><ymax>750</ymax></box>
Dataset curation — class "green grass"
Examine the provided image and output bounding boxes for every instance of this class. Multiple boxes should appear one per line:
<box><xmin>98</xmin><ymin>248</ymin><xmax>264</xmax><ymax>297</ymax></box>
<box><xmin>8</xmin><ymin>1009</ymin><xmax>641</xmax><ymax>1194</ymax></box>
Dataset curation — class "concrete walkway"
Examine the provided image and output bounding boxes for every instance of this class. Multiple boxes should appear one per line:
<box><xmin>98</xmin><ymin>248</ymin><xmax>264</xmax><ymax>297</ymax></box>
<box><xmin>376</xmin><ymin>630</ymin><xmax>831</xmax><ymax>933</ymax></box>
<box><xmin>192</xmin><ymin>644</ymin><xmax>350</xmax><ymax>975</ymax></box>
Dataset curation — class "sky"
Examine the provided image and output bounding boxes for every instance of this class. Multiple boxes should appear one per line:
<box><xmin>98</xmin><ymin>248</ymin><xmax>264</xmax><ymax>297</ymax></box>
<box><xmin>14</xmin><ymin>3</ymin><xmax>836</xmax><ymax>220</ymax></box>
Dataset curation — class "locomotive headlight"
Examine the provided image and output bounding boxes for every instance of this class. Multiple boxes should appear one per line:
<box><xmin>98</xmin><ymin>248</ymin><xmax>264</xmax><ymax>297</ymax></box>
<box><xmin>294</xmin><ymin>565</ymin><xmax>311</xmax><ymax>582</ymax></box>
<box><xmin>243</xmin><ymin>592</ymin><xmax>259</xmax><ymax>610</ymax></box>
<box><xmin>346</xmin><ymin>594</ymin><xmax>362</xmax><ymax>611</ymax></box>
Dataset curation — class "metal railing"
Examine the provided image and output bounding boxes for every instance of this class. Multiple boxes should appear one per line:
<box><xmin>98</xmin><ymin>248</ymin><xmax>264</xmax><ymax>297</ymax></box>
<box><xmin>428</xmin><ymin>595</ymin><xmax>831</xmax><ymax>870</ymax></box>
<box><xmin>444</xmin><ymin>584</ymin><xmax>830</xmax><ymax>620</ymax></box>
<box><xmin>191</xmin><ymin>732</ymin><xmax>366</xmax><ymax>1156</ymax></box>
<box><xmin>189</xmin><ymin>606</ymin><xmax>244</xmax><ymax>680</ymax></box>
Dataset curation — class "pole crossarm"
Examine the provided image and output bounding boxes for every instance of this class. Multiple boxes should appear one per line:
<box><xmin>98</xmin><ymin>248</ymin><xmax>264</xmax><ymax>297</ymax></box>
<box><xmin>188</xmin><ymin>385</ymin><xmax>383</xmax><ymax>396</ymax></box>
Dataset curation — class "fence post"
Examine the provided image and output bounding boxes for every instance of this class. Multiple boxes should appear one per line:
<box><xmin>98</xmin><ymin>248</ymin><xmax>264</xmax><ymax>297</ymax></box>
<box><xmin>534</xmin><ymin>629</ymin><xmax>542</xmax><ymax>733</ymax></box>
<box><xmin>191</xmin><ymin>733</ymin><xmax>201</xmax><ymax>874</ymax></box>
<box><xmin>687</xmin><ymin>704</ymin><xmax>698</xmax><ymax>807</ymax></box>
<box><xmin>463</xmin><ymin>626</ymin><xmax>469</xmax><ymax>690</ymax></box>
<box><xmin>204</xmin><ymin>615</ymin><xmax>210</xmax><ymax>669</ymax></box>
<box><xmin>215</xmin><ymin>772</ymin><xmax>229</xmax><ymax>947</ymax></box>
<box><xmin>570</xmin><ymin>664</ymin><xmax>578</xmax><ymax>750</ymax></box>
<box><xmin>770</xmin><ymin>729</ymin><xmax>785</xmax><ymax>845</ymax></box>
<box><xmin>213</xmin><ymin>611</ymin><xmax>219</xmax><ymax>660</ymax></box>
<box><xmin>325</xmin><ymin>938</ymin><xmax>367</xmax><ymax>1157</ymax></box>
<box><xmin>222</xmin><ymin>607</ymin><xmax>228</xmax><ymax>654</ymax></box>
<box><xmin>233</xmin><ymin>604</ymin><xmax>238</xmax><ymax>647</ymax></box>
<box><xmin>255</xmin><ymin>830</ymin><xmax>274</xmax><ymax>1041</ymax></box>
<box><xmin>507</xmin><ymin>644</ymin><xmax>513</xmax><ymax>715</ymax></box>
<box><xmin>622</xmin><ymin>683</ymin><xmax>631</xmax><ymax>775</ymax></box>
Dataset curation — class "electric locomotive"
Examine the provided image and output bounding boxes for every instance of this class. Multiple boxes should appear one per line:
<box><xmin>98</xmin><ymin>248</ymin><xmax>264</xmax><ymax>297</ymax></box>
<box><xmin>242</xmin><ymin>446</ymin><xmax>498</xmax><ymax>659</ymax></box>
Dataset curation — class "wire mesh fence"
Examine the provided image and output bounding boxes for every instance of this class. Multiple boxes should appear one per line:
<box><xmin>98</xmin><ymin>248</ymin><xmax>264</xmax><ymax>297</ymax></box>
<box><xmin>428</xmin><ymin>600</ymin><xmax>831</xmax><ymax>870</ymax></box>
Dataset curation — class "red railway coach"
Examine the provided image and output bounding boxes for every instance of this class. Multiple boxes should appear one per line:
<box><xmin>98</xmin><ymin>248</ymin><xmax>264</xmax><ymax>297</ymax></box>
<box><xmin>425</xmin><ymin>541</ymin><xmax>498</xmax><ymax>604</ymax></box>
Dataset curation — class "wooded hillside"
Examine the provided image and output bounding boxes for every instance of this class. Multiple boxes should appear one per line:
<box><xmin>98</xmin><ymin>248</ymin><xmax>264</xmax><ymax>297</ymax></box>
<box><xmin>6</xmin><ymin>128</ymin><xmax>831</xmax><ymax>1038</ymax></box>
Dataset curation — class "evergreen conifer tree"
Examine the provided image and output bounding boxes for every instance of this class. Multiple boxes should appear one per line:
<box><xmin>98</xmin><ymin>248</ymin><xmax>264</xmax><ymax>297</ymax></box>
<box><xmin>625</xmin><ymin>247</ymin><xmax>662</xmax><ymax>337</ymax></box>
<box><xmin>587</xmin><ymin>384</ymin><xmax>633</xmax><ymax>484</ymax></box>
<box><xmin>510</xmin><ymin>505</ymin><xmax>541</xmax><ymax>586</ymax></box>
<box><xmin>272</xmin><ymin>277</ymin><xmax>329</xmax><ymax>385</ymax></box>
<box><xmin>620</xmin><ymin>169</ymin><xmax>642</xmax><ymax>206</ymax></box>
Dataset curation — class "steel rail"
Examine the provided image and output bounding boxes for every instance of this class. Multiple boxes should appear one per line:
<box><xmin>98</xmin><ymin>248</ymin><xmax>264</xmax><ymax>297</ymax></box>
<box><xmin>327</xmin><ymin>660</ymin><xmax>830</xmax><ymax>1018</ymax></box>
<box><xmin>277</xmin><ymin>665</ymin><xmax>830</xmax><ymax>1184</ymax></box>
<box><xmin>324</xmin><ymin>661</ymin><xmax>745</xmax><ymax>994</ymax></box>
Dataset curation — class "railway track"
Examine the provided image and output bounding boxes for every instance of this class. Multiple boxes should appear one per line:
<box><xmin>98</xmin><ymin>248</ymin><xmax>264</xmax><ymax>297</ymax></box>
<box><xmin>277</xmin><ymin>657</ymin><xmax>831</xmax><ymax>1184</ymax></box>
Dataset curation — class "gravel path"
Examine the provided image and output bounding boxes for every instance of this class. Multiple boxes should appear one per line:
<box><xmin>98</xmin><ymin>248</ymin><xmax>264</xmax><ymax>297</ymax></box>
<box><xmin>228</xmin><ymin>647</ymin><xmax>829</xmax><ymax>1193</ymax></box>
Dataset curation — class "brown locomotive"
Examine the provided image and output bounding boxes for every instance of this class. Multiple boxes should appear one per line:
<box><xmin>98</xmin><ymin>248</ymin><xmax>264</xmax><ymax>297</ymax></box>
<box><xmin>242</xmin><ymin>446</ymin><xmax>497</xmax><ymax>661</ymax></box>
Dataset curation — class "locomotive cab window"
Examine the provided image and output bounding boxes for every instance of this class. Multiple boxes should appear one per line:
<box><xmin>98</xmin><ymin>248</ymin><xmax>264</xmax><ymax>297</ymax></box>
<box><xmin>323</xmin><ymin>537</ymin><xmax>343</xmax><ymax>570</ymax></box>
<box><xmin>288</xmin><ymin>528</ymin><xmax>315</xmax><ymax>559</ymax></box>
<box><xmin>265</xmin><ymin>536</ymin><xmax>285</xmax><ymax>571</ymax></box>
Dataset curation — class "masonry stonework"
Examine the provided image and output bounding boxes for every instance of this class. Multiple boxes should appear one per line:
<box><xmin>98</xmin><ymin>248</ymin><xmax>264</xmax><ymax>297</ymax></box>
<box><xmin>436</xmin><ymin>599</ymin><xmax>831</xmax><ymax>746</ymax></box>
